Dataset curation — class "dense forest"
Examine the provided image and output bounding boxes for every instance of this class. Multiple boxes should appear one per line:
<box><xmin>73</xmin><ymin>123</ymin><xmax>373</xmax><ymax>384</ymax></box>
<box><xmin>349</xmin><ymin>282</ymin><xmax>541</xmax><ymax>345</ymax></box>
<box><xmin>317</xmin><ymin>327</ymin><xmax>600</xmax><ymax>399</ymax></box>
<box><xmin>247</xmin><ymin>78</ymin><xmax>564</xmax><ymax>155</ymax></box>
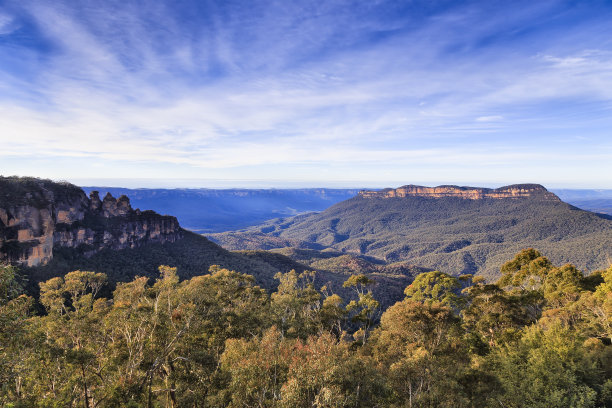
<box><xmin>1</xmin><ymin>248</ymin><xmax>611</xmax><ymax>407</ymax></box>
<box><xmin>211</xmin><ymin>193</ymin><xmax>612</xmax><ymax>278</ymax></box>
<box><xmin>22</xmin><ymin>231</ymin><xmax>415</xmax><ymax>311</ymax></box>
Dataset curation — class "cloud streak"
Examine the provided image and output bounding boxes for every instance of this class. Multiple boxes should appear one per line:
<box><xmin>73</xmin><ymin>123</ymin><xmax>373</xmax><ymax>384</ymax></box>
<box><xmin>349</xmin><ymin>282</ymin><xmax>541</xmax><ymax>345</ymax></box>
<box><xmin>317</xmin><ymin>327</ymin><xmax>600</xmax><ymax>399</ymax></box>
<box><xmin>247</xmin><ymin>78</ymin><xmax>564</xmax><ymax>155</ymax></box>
<box><xmin>0</xmin><ymin>0</ymin><xmax>612</xmax><ymax>186</ymax></box>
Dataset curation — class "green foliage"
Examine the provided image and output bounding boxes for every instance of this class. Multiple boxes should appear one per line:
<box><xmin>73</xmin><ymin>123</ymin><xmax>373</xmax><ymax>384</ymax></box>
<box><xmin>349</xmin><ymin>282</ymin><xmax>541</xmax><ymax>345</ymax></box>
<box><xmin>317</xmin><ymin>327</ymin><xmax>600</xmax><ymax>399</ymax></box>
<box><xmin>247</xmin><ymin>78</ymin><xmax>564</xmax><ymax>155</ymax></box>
<box><xmin>221</xmin><ymin>326</ymin><xmax>291</xmax><ymax>406</ymax></box>
<box><xmin>371</xmin><ymin>299</ymin><xmax>489</xmax><ymax>407</ymax></box>
<box><xmin>462</xmin><ymin>281</ymin><xmax>543</xmax><ymax>348</ymax></box>
<box><xmin>2</xmin><ymin>250</ymin><xmax>612</xmax><ymax>407</ymax></box>
<box><xmin>487</xmin><ymin>323</ymin><xmax>601</xmax><ymax>408</ymax></box>
<box><xmin>404</xmin><ymin>270</ymin><xmax>464</xmax><ymax>310</ymax></box>
<box><xmin>342</xmin><ymin>273</ymin><xmax>375</xmax><ymax>294</ymax></box>
<box><xmin>0</xmin><ymin>265</ymin><xmax>33</xmax><ymax>406</ymax></box>
<box><xmin>542</xmin><ymin>263</ymin><xmax>585</xmax><ymax>307</ymax></box>
<box><xmin>597</xmin><ymin>265</ymin><xmax>612</xmax><ymax>296</ymax></box>
<box><xmin>0</xmin><ymin>264</ymin><xmax>23</xmax><ymax>302</ymax></box>
<box><xmin>498</xmin><ymin>248</ymin><xmax>552</xmax><ymax>290</ymax></box>
<box><xmin>271</xmin><ymin>270</ymin><xmax>323</xmax><ymax>338</ymax></box>
<box><xmin>221</xmin><ymin>327</ymin><xmax>384</xmax><ymax>407</ymax></box>
<box><xmin>267</xmin><ymin>248</ymin><xmax>420</xmax><ymax>309</ymax></box>
<box><xmin>343</xmin><ymin>274</ymin><xmax>379</xmax><ymax>343</ymax></box>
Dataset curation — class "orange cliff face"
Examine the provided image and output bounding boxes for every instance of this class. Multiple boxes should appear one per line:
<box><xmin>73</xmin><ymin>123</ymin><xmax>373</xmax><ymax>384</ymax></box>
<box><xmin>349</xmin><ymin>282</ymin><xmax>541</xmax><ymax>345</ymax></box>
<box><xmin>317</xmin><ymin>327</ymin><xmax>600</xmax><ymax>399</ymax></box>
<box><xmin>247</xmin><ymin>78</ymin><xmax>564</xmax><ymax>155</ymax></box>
<box><xmin>359</xmin><ymin>184</ymin><xmax>561</xmax><ymax>201</ymax></box>
<box><xmin>0</xmin><ymin>177</ymin><xmax>183</xmax><ymax>267</ymax></box>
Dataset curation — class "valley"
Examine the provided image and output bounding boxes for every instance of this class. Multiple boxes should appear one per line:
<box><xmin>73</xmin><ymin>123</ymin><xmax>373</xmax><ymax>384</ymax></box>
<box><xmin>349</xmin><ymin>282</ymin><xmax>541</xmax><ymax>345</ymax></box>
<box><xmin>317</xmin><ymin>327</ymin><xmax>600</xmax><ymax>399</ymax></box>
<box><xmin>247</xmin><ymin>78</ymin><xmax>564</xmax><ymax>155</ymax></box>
<box><xmin>3</xmin><ymin>177</ymin><xmax>612</xmax><ymax>407</ymax></box>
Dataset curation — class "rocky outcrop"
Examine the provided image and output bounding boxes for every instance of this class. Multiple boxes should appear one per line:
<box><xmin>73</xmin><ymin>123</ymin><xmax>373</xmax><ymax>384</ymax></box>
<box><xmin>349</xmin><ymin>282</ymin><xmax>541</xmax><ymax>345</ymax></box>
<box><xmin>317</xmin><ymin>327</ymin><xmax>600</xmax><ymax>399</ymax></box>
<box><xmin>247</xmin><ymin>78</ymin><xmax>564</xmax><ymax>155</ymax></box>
<box><xmin>0</xmin><ymin>177</ymin><xmax>183</xmax><ymax>267</ymax></box>
<box><xmin>359</xmin><ymin>184</ymin><xmax>561</xmax><ymax>201</ymax></box>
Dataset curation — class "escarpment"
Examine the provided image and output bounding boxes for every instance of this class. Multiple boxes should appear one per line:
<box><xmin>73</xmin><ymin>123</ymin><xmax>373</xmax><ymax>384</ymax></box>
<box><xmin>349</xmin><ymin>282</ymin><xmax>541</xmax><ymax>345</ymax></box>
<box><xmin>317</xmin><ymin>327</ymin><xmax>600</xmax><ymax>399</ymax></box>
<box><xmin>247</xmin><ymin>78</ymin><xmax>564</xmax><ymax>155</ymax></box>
<box><xmin>359</xmin><ymin>184</ymin><xmax>561</xmax><ymax>201</ymax></box>
<box><xmin>0</xmin><ymin>177</ymin><xmax>183</xmax><ymax>266</ymax></box>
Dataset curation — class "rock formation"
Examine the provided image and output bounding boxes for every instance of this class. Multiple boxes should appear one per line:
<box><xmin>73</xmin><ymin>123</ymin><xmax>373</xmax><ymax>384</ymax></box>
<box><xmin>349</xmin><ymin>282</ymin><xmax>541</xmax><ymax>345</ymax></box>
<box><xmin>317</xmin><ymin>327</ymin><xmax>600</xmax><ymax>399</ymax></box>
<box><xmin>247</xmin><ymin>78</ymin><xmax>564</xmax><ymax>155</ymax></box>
<box><xmin>359</xmin><ymin>184</ymin><xmax>561</xmax><ymax>201</ymax></box>
<box><xmin>0</xmin><ymin>177</ymin><xmax>183</xmax><ymax>266</ymax></box>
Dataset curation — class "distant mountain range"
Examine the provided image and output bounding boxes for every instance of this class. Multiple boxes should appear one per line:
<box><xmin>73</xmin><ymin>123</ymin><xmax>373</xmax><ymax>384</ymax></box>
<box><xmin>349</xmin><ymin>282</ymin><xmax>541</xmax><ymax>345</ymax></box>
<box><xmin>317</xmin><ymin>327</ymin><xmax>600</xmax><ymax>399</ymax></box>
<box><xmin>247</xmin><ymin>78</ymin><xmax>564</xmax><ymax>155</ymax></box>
<box><xmin>553</xmin><ymin>189</ymin><xmax>612</xmax><ymax>215</ymax></box>
<box><xmin>81</xmin><ymin>187</ymin><xmax>359</xmax><ymax>232</ymax></box>
<box><xmin>553</xmin><ymin>189</ymin><xmax>612</xmax><ymax>200</ymax></box>
<box><xmin>80</xmin><ymin>186</ymin><xmax>612</xmax><ymax>234</ymax></box>
<box><xmin>210</xmin><ymin>184</ymin><xmax>612</xmax><ymax>279</ymax></box>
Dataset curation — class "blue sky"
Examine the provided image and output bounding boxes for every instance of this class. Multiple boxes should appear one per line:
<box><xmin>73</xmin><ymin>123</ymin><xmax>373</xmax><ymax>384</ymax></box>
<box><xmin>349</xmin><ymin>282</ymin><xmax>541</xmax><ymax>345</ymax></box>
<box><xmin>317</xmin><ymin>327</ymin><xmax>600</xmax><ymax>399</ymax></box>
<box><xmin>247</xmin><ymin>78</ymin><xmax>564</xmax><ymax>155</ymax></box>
<box><xmin>1</xmin><ymin>0</ymin><xmax>611</xmax><ymax>188</ymax></box>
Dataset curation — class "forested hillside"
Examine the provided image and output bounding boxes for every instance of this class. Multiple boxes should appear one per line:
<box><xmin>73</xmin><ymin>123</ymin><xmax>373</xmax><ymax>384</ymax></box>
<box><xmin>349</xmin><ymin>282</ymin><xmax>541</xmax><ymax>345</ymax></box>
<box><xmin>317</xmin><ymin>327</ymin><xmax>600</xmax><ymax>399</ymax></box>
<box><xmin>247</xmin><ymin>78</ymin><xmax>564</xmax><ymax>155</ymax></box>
<box><xmin>211</xmin><ymin>186</ymin><xmax>612</xmax><ymax>279</ymax></box>
<box><xmin>20</xmin><ymin>230</ymin><xmax>414</xmax><ymax>310</ymax></box>
<box><xmin>1</xmin><ymin>249</ymin><xmax>611</xmax><ymax>407</ymax></box>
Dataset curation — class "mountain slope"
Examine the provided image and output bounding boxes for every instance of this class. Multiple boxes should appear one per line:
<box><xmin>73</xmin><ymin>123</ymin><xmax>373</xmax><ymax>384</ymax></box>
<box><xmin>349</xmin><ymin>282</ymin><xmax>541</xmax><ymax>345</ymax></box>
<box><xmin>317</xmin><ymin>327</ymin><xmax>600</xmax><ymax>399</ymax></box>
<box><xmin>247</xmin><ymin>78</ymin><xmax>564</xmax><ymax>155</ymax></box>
<box><xmin>210</xmin><ymin>184</ymin><xmax>612</xmax><ymax>279</ymax></box>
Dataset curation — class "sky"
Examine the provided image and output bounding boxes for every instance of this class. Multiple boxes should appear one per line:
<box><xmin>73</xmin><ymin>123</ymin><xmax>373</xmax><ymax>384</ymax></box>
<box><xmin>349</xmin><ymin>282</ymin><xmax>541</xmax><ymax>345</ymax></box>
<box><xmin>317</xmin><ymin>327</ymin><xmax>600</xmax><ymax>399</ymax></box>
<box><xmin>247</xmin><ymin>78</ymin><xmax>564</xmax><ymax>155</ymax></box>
<box><xmin>1</xmin><ymin>0</ymin><xmax>612</xmax><ymax>188</ymax></box>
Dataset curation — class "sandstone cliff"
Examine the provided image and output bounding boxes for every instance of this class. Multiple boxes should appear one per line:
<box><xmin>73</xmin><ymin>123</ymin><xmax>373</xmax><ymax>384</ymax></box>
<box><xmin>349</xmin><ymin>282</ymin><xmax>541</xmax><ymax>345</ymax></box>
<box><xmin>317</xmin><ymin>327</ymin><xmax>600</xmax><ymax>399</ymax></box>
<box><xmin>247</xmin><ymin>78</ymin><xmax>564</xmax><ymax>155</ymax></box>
<box><xmin>0</xmin><ymin>177</ymin><xmax>183</xmax><ymax>266</ymax></box>
<box><xmin>359</xmin><ymin>184</ymin><xmax>561</xmax><ymax>201</ymax></box>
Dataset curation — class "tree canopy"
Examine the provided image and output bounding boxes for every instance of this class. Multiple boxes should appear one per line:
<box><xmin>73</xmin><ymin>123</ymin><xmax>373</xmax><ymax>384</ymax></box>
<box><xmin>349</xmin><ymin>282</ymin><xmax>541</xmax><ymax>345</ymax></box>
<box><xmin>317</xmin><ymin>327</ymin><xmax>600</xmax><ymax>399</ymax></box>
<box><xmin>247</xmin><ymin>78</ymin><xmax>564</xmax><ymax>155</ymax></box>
<box><xmin>1</xmin><ymin>250</ymin><xmax>612</xmax><ymax>407</ymax></box>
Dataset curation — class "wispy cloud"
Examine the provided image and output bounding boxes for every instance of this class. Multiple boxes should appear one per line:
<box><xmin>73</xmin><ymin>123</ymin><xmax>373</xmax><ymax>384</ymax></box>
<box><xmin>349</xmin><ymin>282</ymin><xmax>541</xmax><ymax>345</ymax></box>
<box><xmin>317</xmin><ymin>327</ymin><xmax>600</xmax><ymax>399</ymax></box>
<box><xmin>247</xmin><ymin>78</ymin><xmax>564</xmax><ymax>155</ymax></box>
<box><xmin>476</xmin><ymin>116</ymin><xmax>503</xmax><ymax>122</ymax></box>
<box><xmin>0</xmin><ymin>11</ymin><xmax>18</xmax><ymax>34</ymax></box>
<box><xmin>0</xmin><ymin>0</ymin><xmax>611</xmax><ymax>186</ymax></box>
